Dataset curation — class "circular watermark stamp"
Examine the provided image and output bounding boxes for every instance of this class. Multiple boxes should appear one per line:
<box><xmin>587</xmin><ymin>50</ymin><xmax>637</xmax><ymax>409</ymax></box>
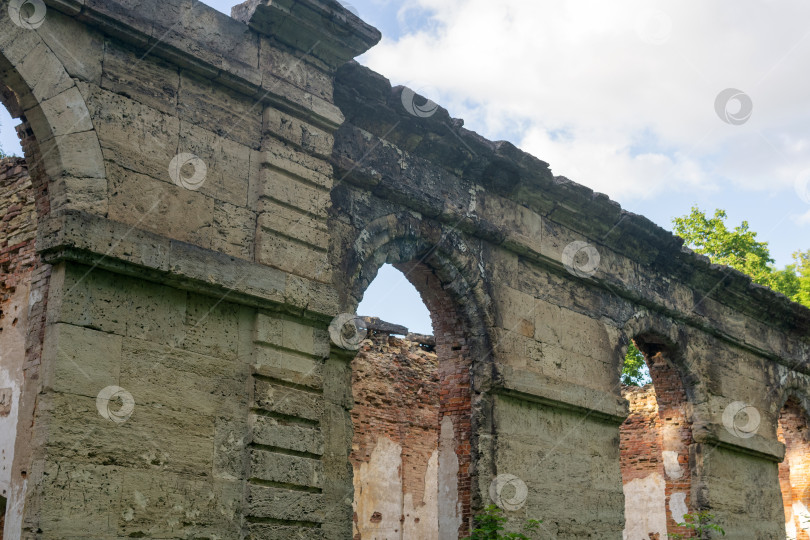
<box><xmin>795</xmin><ymin>169</ymin><xmax>810</xmax><ymax>205</ymax></box>
<box><xmin>722</xmin><ymin>401</ymin><xmax>760</xmax><ymax>439</ymax></box>
<box><xmin>8</xmin><ymin>0</ymin><xmax>46</xmax><ymax>30</ymax></box>
<box><xmin>714</xmin><ymin>88</ymin><xmax>753</xmax><ymax>126</ymax></box>
<box><xmin>489</xmin><ymin>474</ymin><xmax>528</xmax><ymax>511</ymax></box>
<box><xmin>328</xmin><ymin>313</ymin><xmax>368</xmax><ymax>350</ymax></box>
<box><xmin>96</xmin><ymin>385</ymin><xmax>135</xmax><ymax>424</ymax></box>
<box><xmin>169</xmin><ymin>153</ymin><xmax>207</xmax><ymax>191</ymax></box>
<box><xmin>401</xmin><ymin>87</ymin><xmax>439</xmax><ymax>118</ymax></box>
<box><xmin>635</xmin><ymin>9</ymin><xmax>672</xmax><ymax>45</ymax></box>
<box><xmin>562</xmin><ymin>241</ymin><xmax>601</xmax><ymax>279</ymax></box>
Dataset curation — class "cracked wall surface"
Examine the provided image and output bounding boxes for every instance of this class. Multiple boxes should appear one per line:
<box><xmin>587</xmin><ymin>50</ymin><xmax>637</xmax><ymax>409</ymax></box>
<box><xmin>0</xmin><ymin>0</ymin><xmax>807</xmax><ymax>538</ymax></box>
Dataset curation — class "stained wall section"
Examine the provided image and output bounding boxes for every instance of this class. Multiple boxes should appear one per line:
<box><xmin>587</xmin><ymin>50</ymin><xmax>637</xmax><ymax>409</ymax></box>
<box><xmin>778</xmin><ymin>398</ymin><xmax>810</xmax><ymax>540</ymax></box>
<box><xmin>350</xmin><ymin>332</ymin><xmax>441</xmax><ymax>539</ymax></box>
<box><xmin>0</xmin><ymin>0</ymin><xmax>807</xmax><ymax>539</ymax></box>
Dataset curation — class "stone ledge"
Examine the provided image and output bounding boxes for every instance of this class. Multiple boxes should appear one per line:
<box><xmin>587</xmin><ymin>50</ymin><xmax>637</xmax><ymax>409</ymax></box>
<box><xmin>37</xmin><ymin>210</ymin><xmax>338</xmax><ymax>320</ymax></box>
<box><xmin>492</xmin><ymin>363</ymin><xmax>629</xmax><ymax>425</ymax></box>
<box><xmin>233</xmin><ymin>0</ymin><xmax>381</xmax><ymax>69</ymax></box>
<box><xmin>333</xmin><ymin>61</ymin><xmax>810</xmax><ymax>340</ymax></box>
<box><xmin>692</xmin><ymin>422</ymin><xmax>786</xmax><ymax>462</ymax></box>
<box><xmin>43</xmin><ymin>0</ymin><xmax>363</xmax><ymax>131</ymax></box>
<box><xmin>333</xmin><ymin>122</ymin><xmax>810</xmax><ymax>375</ymax></box>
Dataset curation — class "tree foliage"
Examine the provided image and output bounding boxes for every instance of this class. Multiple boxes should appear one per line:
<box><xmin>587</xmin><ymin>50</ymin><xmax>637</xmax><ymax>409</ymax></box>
<box><xmin>672</xmin><ymin>206</ymin><xmax>810</xmax><ymax>309</ymax></box>
<box><xmin>621</xmin><ymin>341</ymin><xmax>650</xmax><ymax>386</ymax></box>
<box><xmin>462</xmin><ymin>505</ymin><xmax>542</xmax><ymax>540</ymax></box>
<box><xmin>670</xmin><ymin>511</ymin><xmax>725</xmax><ymax>539</ymax></box>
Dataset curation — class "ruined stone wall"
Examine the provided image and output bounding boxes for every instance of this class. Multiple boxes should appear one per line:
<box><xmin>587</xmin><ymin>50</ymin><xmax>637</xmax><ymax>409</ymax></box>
<box><xmin>620</xmin><ymin>384</ymin><xmax>668</xmax><ymax>538</ymax></box>
<box><xmin>0</xmin><ymin>0</ymin><xmax>809</xmax><ymax>538</ymax></box>
<box><xmin>619</xmin><ymin>367</ymin><xmax>692</xmax><ymax>540</ymax></box>
<box><xmin>350</xmin><ymin>332</ymin><xmax>440</xmax><ymax>539</ymax></box>
<box><xmin>0</xmin><ymin>157</ymin><xmax>35</xmax><ymax>534</ymax></box>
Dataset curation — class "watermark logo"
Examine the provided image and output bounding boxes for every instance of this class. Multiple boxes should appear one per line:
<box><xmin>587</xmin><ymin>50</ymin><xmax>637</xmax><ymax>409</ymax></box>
<box><xmin>715</xmin><ymin>88</ymin><xmax>753</xmax><ymax>126</ymax></box>
<box><xmin>635</xmin><ymin>9</ymin><xmax>672</xmax><ymax>45</ymax></box>
<box><xmin>562</xmin><ymin>241</ymin><xmax>601</xmax><ymax>279</ymax></box>
<box><xmin>722</xmin><ymin>401</ymin><xmax>760</xmax><ymax>439</ymax></box>
<box><xmin>8</xmin><ymin>0</ymin><xmax>46</xmax><ymax>29</ymax></box>
<box><xmin>401</xmin><ymin>87</ymin><xmax>439</xmax><ymax>118</ymax></box>
<box><xmin>489</xmin><ymin>474</ymin><xmax>528</xmax><ymax>511</ymax></box>
<box><xmin>169</xmin><ymin>153</ymin><xmax>207</xmax><ymax>191</ymax></box>
<box><xmin>795</xmin><ymin>170</ymin><xmax>810</xmax><ymax>205</ymax></box>
<box><xmin>96</xmin><ymin>385</ymin><xmax>135</xmax><ymax>424</ymax></box>
<box><xmin>328</xmin><ymin>313</ymin><xmax>368</xmax><ymax>350</ymax></box>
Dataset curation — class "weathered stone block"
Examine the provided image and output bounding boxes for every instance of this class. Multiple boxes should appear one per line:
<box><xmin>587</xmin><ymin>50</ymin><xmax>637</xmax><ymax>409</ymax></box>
<box><xmin>101</xmin><ymin>40</ymin><xmax>180</xmax><ymax>115</ymax></box>
<box><xmin>178</xmin><ymin>70</ymin><xmax>262</xmax><ymax>149</ymax></box>
<box><xmin>34</xmin><ymin>461</ymin><xmax>123</xmax><ymax>537</ymax></box>
<box><xmin>249</xmin><ymin>447</ymin><xmax>323</xmax><ymax>487</ymax></box>
<box><xmin>257</xmin><ymin>203</ymin><xmax>329</xmax><ymax>250</ymax></box>
<box><xmin>81</xmin><ymin>84</ymin><xmax>180</xmax><ymax>181</ymax></box>
<box><xmin>263</xmin><ymin>106</ymin><xmax>335</xmax><ymax>157</ymax></box>
<box><xmin>247</xmin><ymin>484</ymin><xmax>326</xmax><ymax>521</ymax></box>
<box><xmin>42</xmin><ymin>323</ymin><xmax>122</xmax><ymax>398</ymax></box>
<box><xmin>212</xmin><ymin>200</ymin><xmax>256</xmax><ymax>259</ymax></box>
<box><xmin>253</xmin><ymin>378</ymin><xmax>323</xmax><ymax>422</ymax></box>
<box><xmin>250</xmin><ymin>414</ymin><xmax>324</xmax><ymax>455</ymax></box>
<box><xmin>254</xmin><ymin>313</ymin><xmax>329</xmax><ymax>357</ymax></box>
<box><xmin>120</xmin><ymin>337</ymin><xmax>244</xmax><ymax>417</ymax></box>
<box><xmin>107</xmin><ymin>162</ymin><xmax>214</xmax><ymax>248</ymax></box>
<box><xmin>118</xmin><ymin>470</ymin><xmax>242</xmax><ymax>538</ymax></box>
<box><xmin>182</xmin><ymin>293</ymin><xmax>241</xmax><ymax>361</ymax></box>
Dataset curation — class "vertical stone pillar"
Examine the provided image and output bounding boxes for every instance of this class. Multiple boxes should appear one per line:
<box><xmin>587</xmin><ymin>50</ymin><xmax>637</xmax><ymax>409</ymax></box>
<box><xmin>232</xmin><ymin>1</ymin><xmax>381</xmax><ymax>537</ymax></box>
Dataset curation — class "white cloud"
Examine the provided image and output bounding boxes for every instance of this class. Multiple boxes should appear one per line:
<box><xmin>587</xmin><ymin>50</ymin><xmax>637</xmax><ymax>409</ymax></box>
<box><xmin>362</xmin><ymin>0</ymin><xmax>810</xmax><ymax>202</ymax></box>
<box><xmin>795</xmin><ymin>209</ymin><xmax>810</xmax><ymax>226</ymax></box>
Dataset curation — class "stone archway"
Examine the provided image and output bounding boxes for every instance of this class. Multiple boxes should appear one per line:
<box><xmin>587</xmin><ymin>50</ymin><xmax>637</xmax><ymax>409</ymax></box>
<box><xmin>619</xmin><ymin>333</ymin><xmax>695</xmax><ymax>539</ymax></box>
<box><xmin>334</xmin><ymin>210</ymin><xmax>495</xmax><ymax>538</ymax></box>
<box><xmin>0</xmin><ymin>9</ymin><xmax>106</xmax><ymax>537</ymax></box>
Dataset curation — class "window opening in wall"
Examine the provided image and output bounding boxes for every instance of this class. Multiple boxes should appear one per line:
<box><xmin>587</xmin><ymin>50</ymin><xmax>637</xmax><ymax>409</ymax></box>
<box><xmin>351</xmin><ymin>262</ymin><xmax>471</xmax><ymax>539</ymax></box>
<box><xmin>777</xmin><ymin>397</ymin><xmax>810</xmax><ymax>540</ymax></box>
<box><xmin>620</xmin><ymin>337</ymin><xmax>693</xmax><ymax>540</ymax></box>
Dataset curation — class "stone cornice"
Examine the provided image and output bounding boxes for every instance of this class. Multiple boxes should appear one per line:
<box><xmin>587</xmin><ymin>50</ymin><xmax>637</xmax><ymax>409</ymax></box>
<box><xmin>332</xmin><ymin>61</ymin><xmax>810</xmax><ymax>355</ymax></box>
<box><xmin>43</xmin><ymin>0</ymin><xmax>378</xmax><ymax>132</ymax></box>
<box><xmin>37</xmin><ymin>211</ymin><xmax>338</xmax><ymax>322</ymax></box>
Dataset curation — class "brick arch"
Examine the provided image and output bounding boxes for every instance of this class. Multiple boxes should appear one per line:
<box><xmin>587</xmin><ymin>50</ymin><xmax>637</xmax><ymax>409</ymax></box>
<box><xmin>339</xmin><ymin>212</ymin><xmax>495</xmax><ymax>538</ymax></box>
<box><xmin>618</xmin><ymin>314</ymin><xmax>698</xmax><ymax>538</ymax></box>
<box><xmin>342</xmin><ymin>212</ymin><xmax>493</xmax><ymax>343</ymax></box>
<box><xmin>620</xmin><ymin>312</ymin><xmax>703</xmax><ymax>405</ymax></box>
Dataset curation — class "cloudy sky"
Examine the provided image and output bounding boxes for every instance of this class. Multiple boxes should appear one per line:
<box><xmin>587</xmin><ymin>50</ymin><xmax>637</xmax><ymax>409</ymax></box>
<box><xmin>3</xmin><ymin>0</ymin><xmax>809</xmax><ymax>333</ymax></box>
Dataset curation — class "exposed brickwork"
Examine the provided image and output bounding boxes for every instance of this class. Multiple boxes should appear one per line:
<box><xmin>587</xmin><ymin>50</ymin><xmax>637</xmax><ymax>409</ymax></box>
<box><xmin>350</xmin><ymin>332</ymin><xmax>440</xmax><ymax>536</ymax></box>
<box><xmin>395</xmin><ymin>261</ymin><xmax>473</xmax><ymax>535</ymax></box>
<box><xmin>778</xmin><ymin>397</ymin><xmax>810</xmax><ymax>540</ymax></box>
<box><xmin>0</xmin><ymin>157</ymin><xmax>36</xmax><ymax>308</ymax></box>
<box><xmin>0</xmin><ymin>126</ymin><xmax>52</xmax><ymax>538</ymax></box>
<box><xmin>620</xmin><ymin>343</ymin><xmax>693</xmax><ymax>538</ymax></box>
<box><xmin>620</xmin><ymin>384</ymin><xmax>664</xmax><ymax>481</ymax></box>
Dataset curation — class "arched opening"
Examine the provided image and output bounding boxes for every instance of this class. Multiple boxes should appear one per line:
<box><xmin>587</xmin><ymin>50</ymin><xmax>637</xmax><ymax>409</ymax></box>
<box><xmin>620</xmin><ymin>334</ymin><xmax>694</xmax><ymax>539</ymax></box>
<box><xmin>0</xmin><ymin>60</ymin><xmax>52</xmax><ymax>539</ymax></box>
<box><xmin>777</xmin><ymin>396</ymin><xmax>810</xmax><ymax>540</ymax></box>
<box><xmin>349</xmin><ymin>262</ymin><xmax>473</xmax><ymax>539</ymax></box>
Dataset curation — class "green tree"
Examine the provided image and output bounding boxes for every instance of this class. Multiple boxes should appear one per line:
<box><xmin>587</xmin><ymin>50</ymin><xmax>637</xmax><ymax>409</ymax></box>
<box><xmin>670</xmin><ymin>511</ymin><xmax>725</xmax><ymax>539</ymax></box>
<box><xmin>672</xmin><ymin>206</ymin><xmax>810</xmax><ymax>309</ymax></box>
<box><xmin>462</xmin><ymin>505</ymin><xmax>542</xmax><ymax>540</ymax></box>
<box><xmin>622</xmin><ymin>341</ymin><xmax>651</xmax><ymax>386</ymax></box>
